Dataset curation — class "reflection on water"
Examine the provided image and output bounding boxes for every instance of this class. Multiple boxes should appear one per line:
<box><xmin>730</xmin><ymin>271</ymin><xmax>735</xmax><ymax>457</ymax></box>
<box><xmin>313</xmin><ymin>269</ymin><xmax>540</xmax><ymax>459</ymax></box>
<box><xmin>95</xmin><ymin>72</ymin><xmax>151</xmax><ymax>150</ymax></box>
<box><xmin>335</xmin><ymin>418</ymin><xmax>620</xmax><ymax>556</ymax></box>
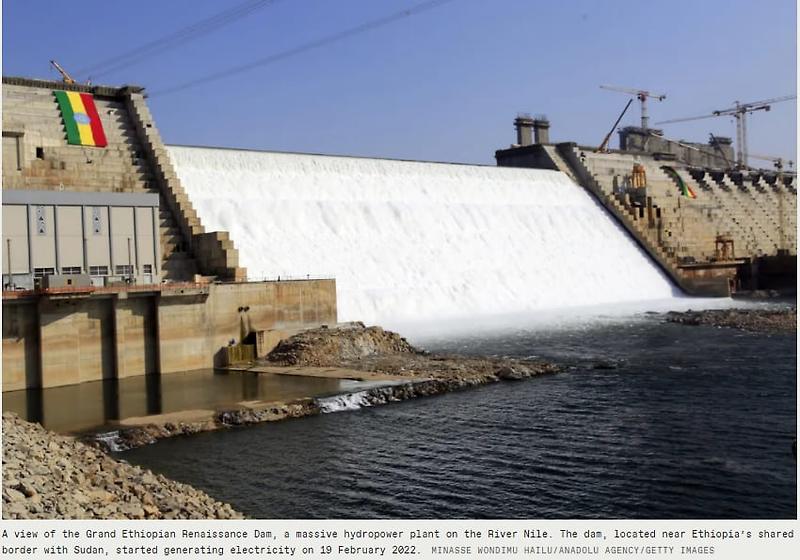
<box><xmin>122</xmin><ymin>319</ymin><xmax>796</xmax><ymax>519</ymax></box>
<box><xmin>2</xmin><ymin>370</ymin><xmax>364</xmax><ymax>434</ymax></box>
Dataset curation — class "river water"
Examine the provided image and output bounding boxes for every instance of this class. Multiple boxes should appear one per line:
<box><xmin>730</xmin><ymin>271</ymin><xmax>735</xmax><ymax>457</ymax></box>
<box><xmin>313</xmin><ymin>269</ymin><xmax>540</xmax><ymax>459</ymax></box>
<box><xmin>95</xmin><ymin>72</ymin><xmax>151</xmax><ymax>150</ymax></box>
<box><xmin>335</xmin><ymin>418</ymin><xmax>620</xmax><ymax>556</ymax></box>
<box><xmin>119</xmin><ymin>312</ymin><xmax>797</xmax><ymax>519</ymax></box>
<box><xmin>2</xmin><ymin>370</ymin><xmax>380</xmax><ymax>434</ymax></box>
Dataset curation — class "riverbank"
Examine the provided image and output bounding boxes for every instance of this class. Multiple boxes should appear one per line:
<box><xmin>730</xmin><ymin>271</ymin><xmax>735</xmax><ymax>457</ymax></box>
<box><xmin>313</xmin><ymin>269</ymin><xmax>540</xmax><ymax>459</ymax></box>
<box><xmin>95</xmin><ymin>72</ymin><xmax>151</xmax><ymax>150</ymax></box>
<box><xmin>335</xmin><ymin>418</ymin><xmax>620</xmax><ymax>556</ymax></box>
<box><xmin>2</xmin><ymin>413</ymin><xmax>243</xmax><ymax>519</ymax></box>
<box><xmin>665</xmin><ymin>307</ymin><xmax>796</xmax><ymax>333</ymax></box>
<box><xmin>83</xmin><ymin>323</ymin><xmax>560</xmax><ymax>451</ymax></box>
<box><xmin>3</xmin><ymin>323</ymin><xmax>561</xmax><ymax>519</ymax></box>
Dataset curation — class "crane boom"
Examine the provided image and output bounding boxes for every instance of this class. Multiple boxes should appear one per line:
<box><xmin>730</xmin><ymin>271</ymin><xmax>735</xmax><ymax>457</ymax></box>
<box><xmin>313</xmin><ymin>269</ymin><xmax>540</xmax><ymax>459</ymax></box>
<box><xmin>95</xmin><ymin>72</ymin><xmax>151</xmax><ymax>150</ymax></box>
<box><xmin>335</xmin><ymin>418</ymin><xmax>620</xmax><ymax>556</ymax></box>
<box><xmin>656</xmin><ymin>113</ymin><xmax>720</xmax><ymax>125</ymax></box>
<box><xmin>49</xmin><ymin>60</ymin><xmax>76</xmax><ymax>84</ymax></box>
<box><xmin>598</xmin><ymin>99</ymin><xmax>633</xmax><ymax>152</ymax></box>
<box><xmin>749</xmin><ymin>153</ymin><xmax>794</xmax><ymax>171</ymax></box>
<box><xmin>599</xmin><ymin>84</ymin><xmax>666</xmax><ymax>130</ymax></box>
<box><xmin>600</xmin><ymin>84</ymin><xmax>666</xmax><ymax>99</ymax></box>
<box><xmin>655</xmin><ymin>94</ymin><xmax>796</xmax><ymax>169</ymax></box>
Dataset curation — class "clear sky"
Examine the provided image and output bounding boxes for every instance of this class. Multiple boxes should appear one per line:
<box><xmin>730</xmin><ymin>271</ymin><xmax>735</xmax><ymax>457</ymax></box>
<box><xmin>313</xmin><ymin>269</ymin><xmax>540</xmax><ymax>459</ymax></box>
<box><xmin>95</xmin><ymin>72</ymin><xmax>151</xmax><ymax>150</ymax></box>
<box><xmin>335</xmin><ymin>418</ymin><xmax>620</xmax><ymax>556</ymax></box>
<box><xmin>3</xmin><ymin>0</ymin><xmax>797</xmax><ymax>166</ymax></box>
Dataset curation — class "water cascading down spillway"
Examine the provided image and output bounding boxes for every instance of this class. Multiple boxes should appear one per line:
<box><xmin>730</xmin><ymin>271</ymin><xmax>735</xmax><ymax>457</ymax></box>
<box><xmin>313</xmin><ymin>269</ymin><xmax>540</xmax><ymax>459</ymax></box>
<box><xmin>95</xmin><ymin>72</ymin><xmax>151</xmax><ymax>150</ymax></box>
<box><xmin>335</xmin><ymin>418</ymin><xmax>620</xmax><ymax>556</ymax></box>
<box><xmin>169</xmin><ymin>146</ymin><xmax>680</xmax><ymax>329</ymax></box>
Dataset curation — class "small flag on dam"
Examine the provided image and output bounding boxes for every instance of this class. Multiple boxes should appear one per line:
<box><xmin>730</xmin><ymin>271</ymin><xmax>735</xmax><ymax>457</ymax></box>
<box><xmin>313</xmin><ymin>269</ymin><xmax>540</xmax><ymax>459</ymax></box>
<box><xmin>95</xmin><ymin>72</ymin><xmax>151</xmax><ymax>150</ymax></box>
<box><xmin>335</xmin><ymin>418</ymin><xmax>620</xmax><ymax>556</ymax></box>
<box><xmin>53</xmin><ymin>90</ymin><xmax>107</xmax><ymax>147</ymax></box>
<box><xmin>663</xmin><ymin>166</ymin><xmax>697</xmax><ymax>199</ymax></box>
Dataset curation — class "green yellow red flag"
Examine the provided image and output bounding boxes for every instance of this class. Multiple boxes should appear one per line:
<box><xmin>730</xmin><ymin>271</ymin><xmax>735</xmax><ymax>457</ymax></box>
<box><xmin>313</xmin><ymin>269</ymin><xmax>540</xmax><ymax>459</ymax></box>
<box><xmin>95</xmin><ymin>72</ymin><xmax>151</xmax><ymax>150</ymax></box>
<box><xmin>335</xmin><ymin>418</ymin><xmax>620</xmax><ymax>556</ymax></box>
<box><xmin>663</xmin><ymin>166</ymin><xmax>697</xmax><ymax>199</ymax></box>
<box><xmin>53</xmin><ymin>90</ymin><xmax>108</xmax><ymax>147</ymax></box>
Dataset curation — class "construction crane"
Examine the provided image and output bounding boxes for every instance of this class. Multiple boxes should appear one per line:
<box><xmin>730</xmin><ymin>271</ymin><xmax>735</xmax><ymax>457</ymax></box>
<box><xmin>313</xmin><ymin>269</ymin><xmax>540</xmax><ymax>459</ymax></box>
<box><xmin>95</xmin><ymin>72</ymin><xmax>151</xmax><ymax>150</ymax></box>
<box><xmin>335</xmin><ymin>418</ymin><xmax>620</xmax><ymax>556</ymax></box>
<box><xmin>655</xmin><ymin>95</ymin><xmax>796</xmax><ymax>169</ymax></box>
<box><xmin>749</xmin><ymin>153</ymin><xmax>794</xmax><ymax>172</ymax></box>
<box><xmin>49</xmin><ymin>60</ymin><xmax>76</xmax><ymax>84</ymax></box>
<box><xmin>598</xmin><ymin>99</ymin><xmax>633</xmax><ymax>152</ymax></box>
<box><xmin>600</xmin><ymin>84</ymin><xmax>666</xmax><ymax>130</ymax></box>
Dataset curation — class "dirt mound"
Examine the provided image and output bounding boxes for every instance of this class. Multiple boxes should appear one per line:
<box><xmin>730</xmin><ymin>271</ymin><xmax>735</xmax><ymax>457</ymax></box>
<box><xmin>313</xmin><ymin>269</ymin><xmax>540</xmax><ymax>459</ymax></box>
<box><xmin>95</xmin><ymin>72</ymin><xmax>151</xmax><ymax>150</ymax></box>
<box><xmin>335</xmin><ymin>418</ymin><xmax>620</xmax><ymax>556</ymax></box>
<box><xmin>268</xmin><ymin>322</ymin><xmax>419</xmax><ymax>366</ymax></box>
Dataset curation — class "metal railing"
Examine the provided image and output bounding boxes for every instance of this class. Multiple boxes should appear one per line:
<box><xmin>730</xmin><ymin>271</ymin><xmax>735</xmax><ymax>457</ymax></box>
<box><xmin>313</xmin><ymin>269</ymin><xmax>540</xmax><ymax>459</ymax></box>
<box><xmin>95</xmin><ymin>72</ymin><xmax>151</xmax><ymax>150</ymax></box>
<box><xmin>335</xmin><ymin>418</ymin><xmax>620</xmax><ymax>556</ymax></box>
<box><xmin>2</xmin><ymin>276</ymin><xmax>336</xmax><ymax>300</ymax></box>
<box><xmin>2</xmin><ymin>281</ymin><xmax>209</xmax><ymax>300</ymax></box>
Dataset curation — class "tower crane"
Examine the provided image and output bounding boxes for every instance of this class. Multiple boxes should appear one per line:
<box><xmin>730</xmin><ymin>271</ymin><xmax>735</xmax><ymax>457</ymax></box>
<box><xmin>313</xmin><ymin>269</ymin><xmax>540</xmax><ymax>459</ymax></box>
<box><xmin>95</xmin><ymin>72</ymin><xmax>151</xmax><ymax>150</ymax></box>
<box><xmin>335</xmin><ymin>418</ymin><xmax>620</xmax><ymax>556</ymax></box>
<box><xmin>599</xmin><ymin>84</ymin><xmax>666</xmax><ymax>130</ymax></box>
<box><xmin>655</xmin><ymin>95</ymin><xmax>796</xmax><ymax>169</ymax></box>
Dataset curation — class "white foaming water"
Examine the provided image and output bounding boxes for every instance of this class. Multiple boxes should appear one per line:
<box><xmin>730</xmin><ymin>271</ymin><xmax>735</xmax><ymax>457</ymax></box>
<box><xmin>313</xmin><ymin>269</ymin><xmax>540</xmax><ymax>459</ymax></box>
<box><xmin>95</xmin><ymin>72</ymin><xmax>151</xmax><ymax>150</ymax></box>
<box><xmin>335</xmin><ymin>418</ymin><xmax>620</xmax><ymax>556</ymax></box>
<box><xmin>316</xmin><ymin>391</ymin><xmax>373</xmax><ymax>413</ymax></box>
<box><xmin>169</xmin><ymin>146</ymin><xmax>682</xmax><ymax>330</ymax></box>
<box><xmin>94</xmin><ymin>431</ymin><xmax>126</xmax><ymax>452</ymax></box>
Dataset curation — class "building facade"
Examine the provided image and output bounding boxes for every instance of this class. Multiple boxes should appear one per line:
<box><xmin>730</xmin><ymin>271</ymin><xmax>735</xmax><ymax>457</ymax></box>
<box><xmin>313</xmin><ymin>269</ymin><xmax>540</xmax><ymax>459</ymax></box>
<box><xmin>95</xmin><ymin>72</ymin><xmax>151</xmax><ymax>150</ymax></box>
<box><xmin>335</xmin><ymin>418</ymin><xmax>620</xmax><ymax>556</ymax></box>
<box><xmin>3</xmin><ymin>190</ymin><xmax>161</xmax><ymax>290</ymax></box>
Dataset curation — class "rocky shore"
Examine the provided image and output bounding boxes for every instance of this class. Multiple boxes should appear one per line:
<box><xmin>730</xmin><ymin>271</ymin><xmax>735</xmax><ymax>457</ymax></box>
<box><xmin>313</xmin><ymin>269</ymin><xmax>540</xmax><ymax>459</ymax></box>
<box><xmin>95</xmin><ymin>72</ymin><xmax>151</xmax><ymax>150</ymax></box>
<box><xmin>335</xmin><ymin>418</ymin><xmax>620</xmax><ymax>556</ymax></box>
<box><xmin>3</xmin><ymin>323</ymin><xmax>560</xmax><ymax>519</ymax></box>
<box><xmin>85</xmin><ymin>323</ymin><xmax>561</xmax><ymax>452</ymax></box>
<box><xmin>2</xmin><ymin>413</ymin><xmax>243</xmax><ymax>519</ymax></box>
<box><xmin>665</xmin><ymin>307</ymin><xmax>796</xmax><ymax>333</ymax></box>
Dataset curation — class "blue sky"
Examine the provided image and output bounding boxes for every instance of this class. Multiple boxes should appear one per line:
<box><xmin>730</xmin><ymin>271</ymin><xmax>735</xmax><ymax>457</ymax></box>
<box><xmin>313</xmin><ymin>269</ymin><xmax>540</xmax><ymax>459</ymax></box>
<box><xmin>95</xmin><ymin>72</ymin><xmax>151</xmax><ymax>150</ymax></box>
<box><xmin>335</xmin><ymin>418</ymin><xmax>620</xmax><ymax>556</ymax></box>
<box><xmin>3</xmin><ymin>0</ymin><xmax>796</xmax><ymax>165</ymax></box>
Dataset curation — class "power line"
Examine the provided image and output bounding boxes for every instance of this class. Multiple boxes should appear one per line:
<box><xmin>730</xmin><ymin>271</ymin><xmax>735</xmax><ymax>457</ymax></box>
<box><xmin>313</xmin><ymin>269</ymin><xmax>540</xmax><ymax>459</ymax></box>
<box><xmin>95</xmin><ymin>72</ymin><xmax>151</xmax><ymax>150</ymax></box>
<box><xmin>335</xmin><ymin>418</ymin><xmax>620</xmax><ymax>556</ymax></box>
<box><xmin>74</xmin><ymin>0</ymin><xmax>281</xmax><ymax>80</ymax></box>
<box><xmin>150</xmin><ymin>0</ymin><xmax>458</xmax><ymax>97</ymax></box>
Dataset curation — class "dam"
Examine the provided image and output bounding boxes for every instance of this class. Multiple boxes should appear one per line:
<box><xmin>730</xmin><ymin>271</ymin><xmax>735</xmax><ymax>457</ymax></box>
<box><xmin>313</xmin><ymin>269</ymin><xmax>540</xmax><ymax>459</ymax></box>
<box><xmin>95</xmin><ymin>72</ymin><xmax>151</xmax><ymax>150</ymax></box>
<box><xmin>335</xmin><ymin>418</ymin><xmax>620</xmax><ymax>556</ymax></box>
<box><xmin>1</xmin><ymin>75</ymin><xmax>795</xmax><ymax>522</ymax></box>
<box><xmin>1</xmin><ymin>75</ymin><xmax>795</xmax><ymax>392</ymax></box>
<box><xmin>168</xmin><ymin>146</ymin><xmax>679</xmax><ymax>327</ymax></box>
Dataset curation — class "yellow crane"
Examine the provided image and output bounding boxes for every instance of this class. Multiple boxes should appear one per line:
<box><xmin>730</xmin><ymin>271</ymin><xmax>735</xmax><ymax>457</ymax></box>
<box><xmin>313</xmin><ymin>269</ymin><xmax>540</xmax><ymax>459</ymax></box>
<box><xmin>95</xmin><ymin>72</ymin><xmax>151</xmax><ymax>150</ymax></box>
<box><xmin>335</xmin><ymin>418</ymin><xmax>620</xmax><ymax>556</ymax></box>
<box><xmin>49</xmin><ymin>60</ymin><xmax>76</xmax><ymax>84</ymax></box>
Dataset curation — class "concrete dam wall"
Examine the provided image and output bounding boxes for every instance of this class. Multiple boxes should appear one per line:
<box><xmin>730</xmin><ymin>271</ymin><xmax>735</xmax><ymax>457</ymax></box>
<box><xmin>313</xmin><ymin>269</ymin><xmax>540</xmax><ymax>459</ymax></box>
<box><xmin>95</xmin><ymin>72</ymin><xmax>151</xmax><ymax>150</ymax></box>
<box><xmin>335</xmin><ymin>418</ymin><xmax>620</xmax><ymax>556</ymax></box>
<box><xmin>1</xmin><ymin>78</ymin><xmax>335</xmax><ymax>391</ymax></box>
<box><xmin>169</xmin><ymin>146</ymin><xmax>680</xmax><ymax>328</ymax></box>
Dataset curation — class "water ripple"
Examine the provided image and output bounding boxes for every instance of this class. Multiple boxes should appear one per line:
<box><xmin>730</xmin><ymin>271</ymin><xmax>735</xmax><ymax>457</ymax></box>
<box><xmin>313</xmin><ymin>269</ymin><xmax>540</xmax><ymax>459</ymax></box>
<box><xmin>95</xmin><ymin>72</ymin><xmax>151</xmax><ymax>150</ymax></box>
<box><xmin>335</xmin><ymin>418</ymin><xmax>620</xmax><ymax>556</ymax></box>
<box><xmin>120</xmin><ymin>319</ymin><xmax>796</xmax><ymax>518</ymax></box>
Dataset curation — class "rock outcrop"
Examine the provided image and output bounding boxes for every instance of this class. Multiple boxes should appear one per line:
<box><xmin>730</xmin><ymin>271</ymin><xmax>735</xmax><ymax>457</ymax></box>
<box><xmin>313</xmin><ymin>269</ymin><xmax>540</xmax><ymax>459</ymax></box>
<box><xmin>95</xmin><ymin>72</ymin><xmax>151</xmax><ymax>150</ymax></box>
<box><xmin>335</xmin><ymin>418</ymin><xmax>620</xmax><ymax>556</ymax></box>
<box><xmin>81</xmin><ymin>324</ymin><xmax>560</xmax><ymax>453</ymax></box>
<box><xmin>268</xmin><ymin>321</ymin><xmax>419</xmax><ymax>366</ymax></box>
<box><xmin>268</xmin><ymin>322</ymin><xmax>560</xmax><ymax>384</ymax></box>
<box><xmin>665</xmin><ymin>308</ymin><xmax>796</xmax><ymax>333</ymax></box>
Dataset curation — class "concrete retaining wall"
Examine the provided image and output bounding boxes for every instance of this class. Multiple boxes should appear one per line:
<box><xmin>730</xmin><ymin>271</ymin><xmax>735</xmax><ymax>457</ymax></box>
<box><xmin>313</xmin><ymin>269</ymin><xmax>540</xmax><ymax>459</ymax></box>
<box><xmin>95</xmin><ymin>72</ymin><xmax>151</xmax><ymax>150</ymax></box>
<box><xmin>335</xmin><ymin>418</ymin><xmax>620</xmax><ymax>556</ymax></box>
<box><xmin>2</xmin><ymin>279</ymin><xmax>337</xmax><ymax>392</ymax></box>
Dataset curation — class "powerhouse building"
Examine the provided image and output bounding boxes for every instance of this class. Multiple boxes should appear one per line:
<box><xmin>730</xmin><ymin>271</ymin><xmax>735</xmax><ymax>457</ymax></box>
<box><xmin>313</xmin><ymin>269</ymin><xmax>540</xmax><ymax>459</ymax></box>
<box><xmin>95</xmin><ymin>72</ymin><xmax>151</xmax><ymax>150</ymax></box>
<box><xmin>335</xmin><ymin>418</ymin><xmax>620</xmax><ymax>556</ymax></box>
<box><xmin>2</xmin><ymin>77</ymin><xmax>337</xmax><ymax>392</ymax></box>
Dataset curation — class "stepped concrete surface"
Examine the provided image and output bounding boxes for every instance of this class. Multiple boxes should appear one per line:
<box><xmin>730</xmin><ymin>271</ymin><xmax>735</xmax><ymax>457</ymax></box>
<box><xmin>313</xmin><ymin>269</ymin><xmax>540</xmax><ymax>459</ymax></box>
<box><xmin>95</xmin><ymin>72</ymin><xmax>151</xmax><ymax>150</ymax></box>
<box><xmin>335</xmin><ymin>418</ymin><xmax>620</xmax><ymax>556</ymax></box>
<box><xmin>497</xmin><ymin>141</ymin><xmax>796</xmax><ymax>295</ymax></box>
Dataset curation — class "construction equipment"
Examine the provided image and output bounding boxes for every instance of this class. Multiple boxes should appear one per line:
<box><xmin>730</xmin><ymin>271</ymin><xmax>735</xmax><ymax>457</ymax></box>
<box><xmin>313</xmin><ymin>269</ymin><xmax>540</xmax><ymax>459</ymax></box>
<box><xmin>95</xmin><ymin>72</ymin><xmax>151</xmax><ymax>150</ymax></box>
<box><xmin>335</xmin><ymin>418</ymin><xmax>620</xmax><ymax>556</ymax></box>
<box><xmin>598</xmin><ymin>99</ymin><xmax>633</xmax><ymax>152</ymax></box>
<box><xmin>600</xmin><ymin>85</ymin><xmax>666</xmax><ymax>130</ymax></box>
<box><xmin>645</xmin><ymin>130</ymin><xmax>734</xmax><ymax>169</ymax></box>
<box><xmin>655</xmin><ymin>95</ymin><xmax>796</xmax><ymax>169</ymax></box>
<box><xmin>750</xmin><ymin>153</ymin><xmax>794</xmax><ymax>172</ymax></box>
<box><xmin>50</xmin><ymin>60</ymin><xmax>76</xmax><ymax>84</ymax></box>
<box><xmin>708</xmin><ymin>133</ymin><xmax>733</xmax><ymax>169</ymax></box>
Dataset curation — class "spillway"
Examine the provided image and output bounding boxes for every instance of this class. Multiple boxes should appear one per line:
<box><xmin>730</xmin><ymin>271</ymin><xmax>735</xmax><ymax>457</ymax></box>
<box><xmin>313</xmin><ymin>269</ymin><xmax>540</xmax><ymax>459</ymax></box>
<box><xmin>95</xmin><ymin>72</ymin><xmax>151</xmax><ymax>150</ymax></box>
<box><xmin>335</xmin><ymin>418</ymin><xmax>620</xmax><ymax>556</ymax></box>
<box><xmin>169</xmin><ymin>146</ymin><xmax>680</xmax><ymax>328</ymax></box>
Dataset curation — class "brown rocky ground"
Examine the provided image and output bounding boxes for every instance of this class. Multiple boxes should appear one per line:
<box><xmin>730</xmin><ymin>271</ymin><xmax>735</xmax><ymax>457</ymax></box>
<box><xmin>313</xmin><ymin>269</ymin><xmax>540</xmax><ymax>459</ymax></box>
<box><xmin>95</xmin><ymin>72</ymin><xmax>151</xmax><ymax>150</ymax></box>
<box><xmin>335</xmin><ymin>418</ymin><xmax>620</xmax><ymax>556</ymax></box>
<box><xmin>267</xmin><ymin>322</ymin><xmax>560</xmax><ymax>382</ymax></box>
<box><xmin>2</xmin><ymin>412</ymin><xmax>243</xmax><ymax>519</ymax></box>
<box><xmin>90</xmin><ymin>323</ymin><xmax>561</xmax><ymax>451</ymax></box>
<box><xmin>3</xmin><ymin>323</ymin><xmax>562</xmax><ymax>519</ymax></box>
<box><xmin>665</xmin><ymin>308</ymin><xmax>796</xmax><ymax>333</ymax></box>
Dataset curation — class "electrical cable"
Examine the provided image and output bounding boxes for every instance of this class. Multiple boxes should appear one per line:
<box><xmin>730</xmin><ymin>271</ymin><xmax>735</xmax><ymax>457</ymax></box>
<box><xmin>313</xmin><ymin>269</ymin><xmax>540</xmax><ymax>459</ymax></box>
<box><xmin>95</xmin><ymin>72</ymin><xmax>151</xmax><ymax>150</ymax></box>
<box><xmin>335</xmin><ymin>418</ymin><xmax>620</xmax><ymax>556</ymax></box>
<box><xmin>150</xmin><ymin>0</ymin><xmax>457</xmax><ymax>97</ymax></box>
<box><xmin>74</xmin><ymin>0</ymin><xmax>281</xmax><ymax>80</ymax></box>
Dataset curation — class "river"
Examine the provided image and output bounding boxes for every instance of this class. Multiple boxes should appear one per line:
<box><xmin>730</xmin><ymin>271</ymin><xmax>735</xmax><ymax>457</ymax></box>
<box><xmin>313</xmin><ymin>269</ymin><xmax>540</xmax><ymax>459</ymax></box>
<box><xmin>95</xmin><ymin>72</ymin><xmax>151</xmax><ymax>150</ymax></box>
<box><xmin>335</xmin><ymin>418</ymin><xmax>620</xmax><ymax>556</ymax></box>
<box><xmin>118</xmin><ymin>312</ymin><xmax>796</xmax><ymax>519</ymax></box>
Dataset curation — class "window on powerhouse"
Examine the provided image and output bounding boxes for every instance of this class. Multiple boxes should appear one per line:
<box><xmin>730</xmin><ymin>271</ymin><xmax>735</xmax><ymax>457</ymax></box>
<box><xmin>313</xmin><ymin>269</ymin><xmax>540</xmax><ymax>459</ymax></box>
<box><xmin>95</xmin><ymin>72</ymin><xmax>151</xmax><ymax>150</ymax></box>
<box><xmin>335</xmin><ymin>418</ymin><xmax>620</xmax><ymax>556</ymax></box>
<box><xmin>89</xmin><ymin>266</ymin><xmax>109</xmax><ymax>276</ymax></box>
<box><xmin>61</xmin><ymin>266</ymin><xmax>82</xmax><ymax>275</ymax></box>
<box><xmin>115</xmin><ymin>265</ymin><xmax>134</xmax><ymax>276</ymax></box>
<box><xmin>33</xmin><ymin>267</ymin><xmax>55</xmax><ymax>277</ymax></box>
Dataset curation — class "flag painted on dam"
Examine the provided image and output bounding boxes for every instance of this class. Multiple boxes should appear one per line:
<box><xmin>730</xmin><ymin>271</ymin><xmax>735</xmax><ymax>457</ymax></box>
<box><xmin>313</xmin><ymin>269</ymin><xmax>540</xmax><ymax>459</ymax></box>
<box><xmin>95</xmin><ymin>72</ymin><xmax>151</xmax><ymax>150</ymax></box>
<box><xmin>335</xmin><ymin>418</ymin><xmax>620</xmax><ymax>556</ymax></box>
<box><xmin>53</xmin><ymin>90</ymin><xmax>108</xmax><ymax>147</ymax></box>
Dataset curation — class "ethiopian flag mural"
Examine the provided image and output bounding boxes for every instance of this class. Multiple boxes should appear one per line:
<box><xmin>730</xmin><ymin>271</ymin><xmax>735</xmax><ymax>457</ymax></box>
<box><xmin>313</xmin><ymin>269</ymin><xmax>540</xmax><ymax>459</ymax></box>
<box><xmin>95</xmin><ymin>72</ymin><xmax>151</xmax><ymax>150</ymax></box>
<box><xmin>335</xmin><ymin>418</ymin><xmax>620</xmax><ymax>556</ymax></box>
<box><xmin>53</xmin><ymin>90</ymin><xmax>107</xmax><ymax>147</ymax></box>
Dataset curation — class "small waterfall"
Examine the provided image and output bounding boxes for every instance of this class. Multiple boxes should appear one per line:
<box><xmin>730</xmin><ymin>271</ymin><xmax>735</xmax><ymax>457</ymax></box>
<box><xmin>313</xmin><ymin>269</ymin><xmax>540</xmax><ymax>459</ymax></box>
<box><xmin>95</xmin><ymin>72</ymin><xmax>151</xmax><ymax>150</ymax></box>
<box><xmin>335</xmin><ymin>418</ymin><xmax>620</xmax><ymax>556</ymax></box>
<box><xmin>93</xmin><ymin>430</ymin><xmax>127</xmax><ymax>452</ymax></box>
<box><xmin>170</xmin><ymin>146</ymin><xmax>680</xmax><ymax>328</ymax></box>
<box><xmin>316</xmin><ymin>391</ymin><xmax>373</xmax><ymax>413</ymax></box>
